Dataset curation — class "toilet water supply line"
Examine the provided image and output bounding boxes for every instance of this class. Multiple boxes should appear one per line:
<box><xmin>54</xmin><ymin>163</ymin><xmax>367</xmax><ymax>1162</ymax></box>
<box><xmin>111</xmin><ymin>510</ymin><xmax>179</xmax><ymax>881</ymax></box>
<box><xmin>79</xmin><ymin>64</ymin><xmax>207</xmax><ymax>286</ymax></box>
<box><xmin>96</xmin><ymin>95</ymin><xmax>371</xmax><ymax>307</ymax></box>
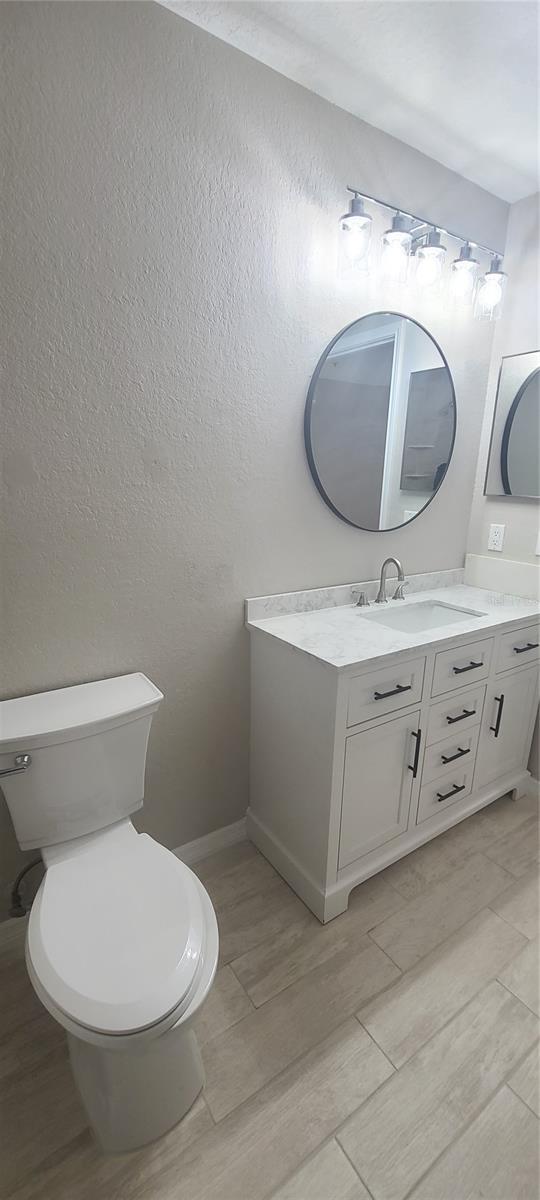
<box><xmin>9</xmin><ymin>856</ymin><xmax>42</xmax><ymax>918</ymax></box>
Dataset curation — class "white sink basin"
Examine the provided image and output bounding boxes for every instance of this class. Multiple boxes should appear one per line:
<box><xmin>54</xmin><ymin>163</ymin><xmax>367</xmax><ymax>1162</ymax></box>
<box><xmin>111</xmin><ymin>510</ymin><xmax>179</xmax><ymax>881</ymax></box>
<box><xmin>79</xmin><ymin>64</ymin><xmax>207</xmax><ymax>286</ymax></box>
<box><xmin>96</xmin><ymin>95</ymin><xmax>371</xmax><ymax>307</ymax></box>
<box><xmin>359</xmin><ymin>600</ymin><xmax>486</xmax><ymax>634</ymax></box>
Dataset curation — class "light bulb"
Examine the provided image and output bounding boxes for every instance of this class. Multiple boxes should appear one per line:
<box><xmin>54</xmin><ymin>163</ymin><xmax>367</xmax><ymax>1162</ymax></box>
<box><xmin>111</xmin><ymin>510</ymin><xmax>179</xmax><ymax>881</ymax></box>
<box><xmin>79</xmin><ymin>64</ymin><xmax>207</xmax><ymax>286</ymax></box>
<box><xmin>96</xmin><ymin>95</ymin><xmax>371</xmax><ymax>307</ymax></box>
<box><xmin>338</xmin><ymin>194</ymin><xmax>372</xmax><ymax>277</ymax></box>
<box><xmin>449</xmin><ymin>244</ymin><xmax>479</xmax><ymax>307</ymax></box>
<box><xmin>416</xmin><ymin>246</ymin><xmax>445</xmax><ymax>288</ymax></box>
<box><xmin>341</xmin><ymin>214</ymin><xmax>372</xmax><ymax>263</ymax></box>
<box><xmin>380</xmin><ymin>213</ymin><xmax>412</xmax><ymax>282</ymax></box>
<box><xmin>415</xmin><ymin>229</ymin><xmax>447</xmax><ymax>293</ymax></box>
<box><xmin>450</xmin><ymin>261</ymin><xmax>478</xmax><ymax>300</ymax></box>
<box><xmin>474</xmin><ymin>256</ymin><xmax>507</xmax><ymax>320</ymax></box>
<box><xmin>481</xmin><ymin>275</ymin><xmax>502</xmax><ymax>304</ymax></box>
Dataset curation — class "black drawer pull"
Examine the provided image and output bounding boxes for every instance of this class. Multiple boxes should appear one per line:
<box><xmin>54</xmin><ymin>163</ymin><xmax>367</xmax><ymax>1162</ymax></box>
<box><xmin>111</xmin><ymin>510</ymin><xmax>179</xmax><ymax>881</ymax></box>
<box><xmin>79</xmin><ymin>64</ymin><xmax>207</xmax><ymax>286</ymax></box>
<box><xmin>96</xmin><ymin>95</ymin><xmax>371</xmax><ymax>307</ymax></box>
<box><xmin>453</xmin><ymin>660</ymin><xmax>482</xmax><ymax>675</ymax></box>
<box><xmin>446</xmin><ymin>708</ymin><xmax>475</xmax><ymax>724</ymax></box>
<box><xmin>437</xmin><ymin>783</ymin><xmax>466</xmax><ymax>802</ymax></box>
<box><xmin>514</xmin><ymin>642</ymin><xmax>539</xmax><ymax>654</ymax></box>
<box><xmin>408</xmin><ymin>728</ymin><xmax>422</xmax><ymax>778</ymax></box>
<box><xmin>441</xmin><ymin>746</ymin><xmax>470</xmax><ymax>764</ymax></box>
<box><xmin>374</xmin><ymin>683</ymin><xmax>412</xmax><ymax>701</ymax></box>
<box><xmin>490</xmin><ymin>694</ymin><xmax>504</xmax><ymax>738</ymax></box>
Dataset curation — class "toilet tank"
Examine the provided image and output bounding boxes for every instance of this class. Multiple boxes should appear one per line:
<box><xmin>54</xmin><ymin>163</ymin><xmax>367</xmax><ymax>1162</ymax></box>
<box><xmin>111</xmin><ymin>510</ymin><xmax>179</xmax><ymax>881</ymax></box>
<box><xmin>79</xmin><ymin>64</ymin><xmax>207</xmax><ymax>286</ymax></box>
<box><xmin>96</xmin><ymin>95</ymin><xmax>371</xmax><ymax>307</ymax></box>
<box><xmin>0</xmin><ymin>674</ymin><xmax>163</xmax><ymax>850</ymax></box>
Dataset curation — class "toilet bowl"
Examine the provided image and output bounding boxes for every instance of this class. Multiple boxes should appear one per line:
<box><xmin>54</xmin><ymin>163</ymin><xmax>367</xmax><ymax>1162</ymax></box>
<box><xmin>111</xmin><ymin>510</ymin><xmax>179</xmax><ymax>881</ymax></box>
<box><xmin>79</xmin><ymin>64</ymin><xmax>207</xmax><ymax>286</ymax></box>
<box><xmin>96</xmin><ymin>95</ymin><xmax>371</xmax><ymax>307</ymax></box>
<box><xmin>0</xmin><ymin>673</ymin><xmax>219</xmax><ymax>1152</ymax></box>
<box><xmin>26</xmin><ymin>819</ymin><xmax>219</xmax><ymax>1152</ymax></box>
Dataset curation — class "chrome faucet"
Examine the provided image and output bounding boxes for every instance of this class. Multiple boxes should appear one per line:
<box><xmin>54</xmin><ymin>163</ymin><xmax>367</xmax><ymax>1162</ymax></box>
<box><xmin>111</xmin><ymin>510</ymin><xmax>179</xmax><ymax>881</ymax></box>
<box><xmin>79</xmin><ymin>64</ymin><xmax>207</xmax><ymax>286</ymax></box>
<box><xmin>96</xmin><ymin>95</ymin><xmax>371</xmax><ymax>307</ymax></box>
<box><xmin>375</xmin><ymin>557</ymin><xmax>408</xmax><ymax>603</ymax></box>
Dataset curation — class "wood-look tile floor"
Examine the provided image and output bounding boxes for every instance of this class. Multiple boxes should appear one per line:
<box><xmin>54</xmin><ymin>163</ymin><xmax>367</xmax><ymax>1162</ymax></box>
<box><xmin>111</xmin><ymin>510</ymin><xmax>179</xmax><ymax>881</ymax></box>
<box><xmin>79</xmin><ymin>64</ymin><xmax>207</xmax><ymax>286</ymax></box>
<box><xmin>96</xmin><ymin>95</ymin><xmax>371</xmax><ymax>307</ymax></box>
<box><xmin>1</xmin><ymin>792</ymin><xmax>539</xmax><ymax>1200</ymax></box>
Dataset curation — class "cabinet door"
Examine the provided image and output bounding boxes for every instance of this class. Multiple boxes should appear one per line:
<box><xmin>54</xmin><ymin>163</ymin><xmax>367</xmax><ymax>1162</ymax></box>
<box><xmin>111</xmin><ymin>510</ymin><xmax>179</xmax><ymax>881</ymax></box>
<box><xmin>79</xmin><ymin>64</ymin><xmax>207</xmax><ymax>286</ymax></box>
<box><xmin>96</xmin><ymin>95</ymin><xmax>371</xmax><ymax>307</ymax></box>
<box><xmin>474</xmin><ymin>667</ymin><xmax>538</xmax><ymax>791</ymax></box>
<box><xmin>339</xmin><ymin>710</ymin><xmax>419</xmax><ymax>869</ymax></box>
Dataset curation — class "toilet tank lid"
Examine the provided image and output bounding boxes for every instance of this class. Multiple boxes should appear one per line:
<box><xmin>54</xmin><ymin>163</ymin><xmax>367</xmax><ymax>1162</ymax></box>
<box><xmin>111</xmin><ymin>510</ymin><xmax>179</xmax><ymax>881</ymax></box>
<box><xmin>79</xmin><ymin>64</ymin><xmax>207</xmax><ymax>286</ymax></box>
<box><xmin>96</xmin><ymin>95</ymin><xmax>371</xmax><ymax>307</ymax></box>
<box><xmin>0</xmin><ymin>674</ymin><xmax>163</xmax><ymax>751</ymax></box>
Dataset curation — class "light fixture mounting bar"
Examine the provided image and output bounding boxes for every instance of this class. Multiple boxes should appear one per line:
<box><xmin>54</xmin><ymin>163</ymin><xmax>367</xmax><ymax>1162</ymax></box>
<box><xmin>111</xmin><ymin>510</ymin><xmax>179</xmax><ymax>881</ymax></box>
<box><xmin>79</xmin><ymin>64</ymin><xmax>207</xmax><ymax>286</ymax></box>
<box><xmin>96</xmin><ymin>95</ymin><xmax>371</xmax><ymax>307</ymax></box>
<box><xmin>345</xmin><ymin>186</ymin><xmax>503</xmax><ymax>258</ymax></box>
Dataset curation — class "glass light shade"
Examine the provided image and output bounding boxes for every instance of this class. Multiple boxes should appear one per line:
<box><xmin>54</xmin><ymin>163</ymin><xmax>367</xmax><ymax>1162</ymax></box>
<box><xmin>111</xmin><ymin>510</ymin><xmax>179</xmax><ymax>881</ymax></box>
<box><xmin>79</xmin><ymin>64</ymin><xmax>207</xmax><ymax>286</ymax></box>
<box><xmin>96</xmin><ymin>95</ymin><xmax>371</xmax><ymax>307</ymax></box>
<box><xmin>449</xmin><ymin>257</ymin><xmax>479</xmax><ymax>307</ymax></box>
<box><xmin>415</xmin><ymin>244</ymin><xmax>446</xmax><ymax>291</ymax></box>
<box><xmin>474</xmin><ymin>267</ymin><xmax>507</xmax><ymax>320</ymax></box>
<box><xmin>339</xmin><ymin>202</ymin><xmax>372</xmax><ymax>277</ymax></box>
<box><xmin>380</xmin><ymin>228</ymin><xmax>412</xmax><ymax>282</ymax></box>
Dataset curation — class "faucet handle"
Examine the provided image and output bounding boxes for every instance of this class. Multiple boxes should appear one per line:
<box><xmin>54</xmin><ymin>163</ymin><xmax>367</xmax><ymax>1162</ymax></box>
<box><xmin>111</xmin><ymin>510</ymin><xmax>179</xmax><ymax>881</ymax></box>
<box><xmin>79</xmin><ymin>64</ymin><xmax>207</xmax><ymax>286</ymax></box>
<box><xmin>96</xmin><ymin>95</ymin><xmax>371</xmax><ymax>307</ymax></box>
<box><xmin>392</xmin><ymin>580</ymin><xmax>409</xmax><ymax>600</ymax></box>
<box><xmin>352</xmin><ymin>589</ymin><xmax>370</xmax><ymax>607</ymax></box>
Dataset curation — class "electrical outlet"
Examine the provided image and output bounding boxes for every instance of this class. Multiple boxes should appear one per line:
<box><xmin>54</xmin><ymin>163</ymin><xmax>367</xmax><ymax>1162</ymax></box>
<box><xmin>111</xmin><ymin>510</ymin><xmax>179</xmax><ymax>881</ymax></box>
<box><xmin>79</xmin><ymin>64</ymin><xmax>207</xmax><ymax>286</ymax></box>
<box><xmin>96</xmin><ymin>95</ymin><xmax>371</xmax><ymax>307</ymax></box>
<box><xmin>488</xmin><ymin>523</ymin><xmax>505</xmax><ymax>552</ymax></box>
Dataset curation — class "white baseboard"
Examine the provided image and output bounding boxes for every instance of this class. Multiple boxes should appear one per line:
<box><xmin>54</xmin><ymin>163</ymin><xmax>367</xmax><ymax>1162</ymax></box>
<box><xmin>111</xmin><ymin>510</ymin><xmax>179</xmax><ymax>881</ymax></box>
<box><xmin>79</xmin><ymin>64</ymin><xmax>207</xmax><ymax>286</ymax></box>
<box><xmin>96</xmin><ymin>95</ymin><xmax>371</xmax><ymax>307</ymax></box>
<box><xmin>174</xmin><ymin>817</ymin><xmax>247</xmax><ymax>866</ymax></box>
<box><xmin>524</xmin><ymin>775</ymin><xmax>540</xmax><ymax>801</ymax></box>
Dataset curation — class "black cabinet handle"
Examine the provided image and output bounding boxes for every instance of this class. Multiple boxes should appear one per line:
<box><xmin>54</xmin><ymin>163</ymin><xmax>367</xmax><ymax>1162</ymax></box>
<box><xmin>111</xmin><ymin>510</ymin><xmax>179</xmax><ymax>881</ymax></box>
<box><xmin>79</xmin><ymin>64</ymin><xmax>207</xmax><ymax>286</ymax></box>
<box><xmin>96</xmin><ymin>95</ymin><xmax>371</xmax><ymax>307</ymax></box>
<box><xmin>408</xmin><ymin>729</ymin><xmax>421</xmax><ymax>778</ymax></box>
<box><xmin>374</xmin><ymin>683</ymin><xmax>412</xmax><ymax>701</ymax></box>
<box><xmin>490</xmin><ymin>694</ymin><xmax>504</xmax><ymax>738</ymax></box>
<box><xmin>446</xmin><ymin>708</ymin><xmax>475</xmax><ymax>724</ymax></box>
<box><xmin>514</xmin><ymin>642</ymin><xmax>539</xmax><ymax>654</ymax></box>
<box><xmin>437</xmin><ymin>783</ymin><xmax>466</xmax><ymax>802</ymax></box>
<box><xmin>453</xmin><ymin>660</ymin><xmax>482</xmax><ymax>675</ymax></box>
<box><xmin>441</xmin><ymin>746</ymin><xmax>470</xmax><ymax>764</ymax></box>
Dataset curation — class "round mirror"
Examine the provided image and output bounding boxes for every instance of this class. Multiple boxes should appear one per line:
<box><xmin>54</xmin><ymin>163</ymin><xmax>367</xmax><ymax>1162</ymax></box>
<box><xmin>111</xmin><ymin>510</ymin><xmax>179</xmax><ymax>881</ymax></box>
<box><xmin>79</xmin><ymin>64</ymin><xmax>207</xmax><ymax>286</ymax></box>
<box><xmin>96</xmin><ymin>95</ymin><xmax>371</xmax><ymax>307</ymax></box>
<box><xmin>305</xmin><ymin>312</ymin><xmax>456</xmax><ymax>531</ymax></box>
<box><xmin>500</xmin><ymin>367</ymin><xmax>540</xmax><ymax>496</ymax></box>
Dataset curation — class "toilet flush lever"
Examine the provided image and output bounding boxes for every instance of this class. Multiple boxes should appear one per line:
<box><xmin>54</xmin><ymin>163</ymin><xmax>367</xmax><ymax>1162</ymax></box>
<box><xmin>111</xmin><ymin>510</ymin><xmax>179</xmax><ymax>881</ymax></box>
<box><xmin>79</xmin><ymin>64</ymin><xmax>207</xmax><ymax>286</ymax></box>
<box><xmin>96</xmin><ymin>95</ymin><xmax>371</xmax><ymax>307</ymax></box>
<box><xmin>0</xmin><ymin>754</ymin><xmax>32</xmax><ymax>778</ymax></box>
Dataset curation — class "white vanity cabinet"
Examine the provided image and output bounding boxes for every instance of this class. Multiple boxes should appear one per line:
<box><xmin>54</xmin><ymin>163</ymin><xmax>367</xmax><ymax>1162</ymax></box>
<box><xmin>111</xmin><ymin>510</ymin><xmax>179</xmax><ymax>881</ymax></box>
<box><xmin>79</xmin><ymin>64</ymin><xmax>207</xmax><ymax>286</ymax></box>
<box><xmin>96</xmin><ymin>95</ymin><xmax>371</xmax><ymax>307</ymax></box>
<box><xmin>247</xmin><ymin>609</ymin><xmax>539</xmax><ymax>923</ymax></box>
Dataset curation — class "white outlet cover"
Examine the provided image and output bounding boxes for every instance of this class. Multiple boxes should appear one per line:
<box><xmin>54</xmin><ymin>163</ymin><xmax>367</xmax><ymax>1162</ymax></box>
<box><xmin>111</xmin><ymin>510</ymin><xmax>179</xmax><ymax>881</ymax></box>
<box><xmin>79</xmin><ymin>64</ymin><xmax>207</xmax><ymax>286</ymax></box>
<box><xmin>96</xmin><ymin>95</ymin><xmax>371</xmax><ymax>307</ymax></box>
<box><xmin>488</xmin><ymin>523</ymin><xmax>505</xmax><ymax>552</ymax></box>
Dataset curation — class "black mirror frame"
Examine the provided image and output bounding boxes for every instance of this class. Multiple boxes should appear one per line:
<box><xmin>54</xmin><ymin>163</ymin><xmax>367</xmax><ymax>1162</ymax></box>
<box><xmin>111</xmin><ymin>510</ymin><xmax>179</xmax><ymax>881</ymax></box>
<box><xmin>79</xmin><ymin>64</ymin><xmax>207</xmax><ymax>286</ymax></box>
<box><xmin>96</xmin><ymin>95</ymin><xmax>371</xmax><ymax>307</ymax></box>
<box><xmin>304</xmin><ymin>310</ymin><xmax>457</xmax><ymax>533</ymax></box>
<box><xmin>500</xmin><ymin>366</ymin><xmax>540</xmax><ymax>496</ymax></box>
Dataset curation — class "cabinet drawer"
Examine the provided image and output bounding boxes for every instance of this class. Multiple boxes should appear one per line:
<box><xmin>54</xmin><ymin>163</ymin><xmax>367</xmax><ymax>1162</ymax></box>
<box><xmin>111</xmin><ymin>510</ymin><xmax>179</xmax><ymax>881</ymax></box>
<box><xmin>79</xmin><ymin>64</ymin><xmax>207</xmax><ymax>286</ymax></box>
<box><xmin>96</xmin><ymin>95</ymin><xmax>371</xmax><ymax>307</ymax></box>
<box><xmin>347</xmin><ymin>656</ymin><xmax>425</xmax><ymax>727</ymax></box>
<box><xmin>421</xmin><ymin>725</ymin><xmax>480</xmax><ymax>783</ymax></box>
<box><xmin>417</xmin><ymin>762</ymin><xmax>475</xmax><ymax>825</ymax></box>
<box><xmin>426</xmin><ymin>684</ymin><xmax>486</xmax><ymax>745</ymax></box>
<box><xmin>496</xmin><ymin>624</ymin><xmax>540</xmax><ymax>673</ymax></box>
<box><xmin>431</xmin><ymin>638</ymin><xmax>493</xmax><ymax>697</ymax></box>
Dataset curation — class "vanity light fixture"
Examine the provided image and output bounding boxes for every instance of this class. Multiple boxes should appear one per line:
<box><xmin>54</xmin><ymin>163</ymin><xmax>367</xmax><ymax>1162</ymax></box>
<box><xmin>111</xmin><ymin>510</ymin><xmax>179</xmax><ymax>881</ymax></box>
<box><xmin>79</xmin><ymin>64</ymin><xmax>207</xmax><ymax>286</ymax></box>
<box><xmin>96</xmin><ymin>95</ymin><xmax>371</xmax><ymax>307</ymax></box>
<box><xmin>338</xmin><ymin>188</ymin><xmax>507</xmax><ymax>319</ymax></box>
<box><xmin>338</xmin><ymin>191</ymin><xmax>372</xmax><ymax>276</ymax></box>
<box><xmin>449</xmin><ymin>243</ymin><xmax>480</xmax><ymax>307</ymax></box>
<box><xmin>415</xmin><ymin>228</ymin><xmax>447</xmax><ymax>292</ymax></box>
<box><xmin>474</xmin><ymin>255</ymin><xmax>508</xmax><ymax>321</ymax></box>
<box><xmin>380</xmin><ymin>212</ymin><xmax>412</xmax><ymax>282</ymax></box>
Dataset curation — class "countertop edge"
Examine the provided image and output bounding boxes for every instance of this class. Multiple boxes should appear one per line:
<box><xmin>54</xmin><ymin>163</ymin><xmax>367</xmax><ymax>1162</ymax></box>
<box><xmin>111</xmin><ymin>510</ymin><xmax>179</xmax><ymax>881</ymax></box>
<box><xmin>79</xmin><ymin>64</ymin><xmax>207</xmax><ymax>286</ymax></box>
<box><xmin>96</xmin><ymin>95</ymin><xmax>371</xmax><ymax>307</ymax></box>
<box><xmin>246</xmin><ymin>587</ymin><xmax>540</xmax><ymax>673</ymax></box>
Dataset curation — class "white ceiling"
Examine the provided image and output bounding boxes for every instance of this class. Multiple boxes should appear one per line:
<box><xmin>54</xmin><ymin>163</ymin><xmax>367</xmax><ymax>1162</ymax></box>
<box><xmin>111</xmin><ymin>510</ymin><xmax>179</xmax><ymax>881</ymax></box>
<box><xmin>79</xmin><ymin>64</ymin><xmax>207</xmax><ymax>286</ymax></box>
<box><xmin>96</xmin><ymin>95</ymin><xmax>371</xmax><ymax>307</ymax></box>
<box><xmin>159</xmin><ymin>0</ymin><xmax>539</xmax><ymax>203</ymax></box>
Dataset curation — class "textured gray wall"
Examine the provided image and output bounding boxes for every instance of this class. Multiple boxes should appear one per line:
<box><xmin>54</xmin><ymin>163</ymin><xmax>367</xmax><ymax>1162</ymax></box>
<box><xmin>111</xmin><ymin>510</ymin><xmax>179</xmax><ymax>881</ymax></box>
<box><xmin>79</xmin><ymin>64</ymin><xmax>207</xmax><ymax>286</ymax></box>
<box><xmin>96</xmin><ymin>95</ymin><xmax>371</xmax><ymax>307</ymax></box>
<box><xmin>1</xmin><ymin>2</ymin><xmax>508</xmax><ymax>907</ymax></box>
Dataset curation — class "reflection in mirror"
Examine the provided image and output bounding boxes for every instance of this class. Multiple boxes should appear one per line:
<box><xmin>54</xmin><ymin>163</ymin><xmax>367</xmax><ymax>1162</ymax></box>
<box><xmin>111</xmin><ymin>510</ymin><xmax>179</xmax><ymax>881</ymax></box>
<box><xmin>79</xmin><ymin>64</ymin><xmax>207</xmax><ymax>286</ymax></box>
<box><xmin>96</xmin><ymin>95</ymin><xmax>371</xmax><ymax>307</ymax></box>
<box><xmin>485</xmin><ymin>350</ymin><xmax>540</xmax><ymax>500</ymax></box>
<box><xmin>305</xmin><ymin>313</ymin><xmax>456</xmax><ymax>531</ymax></box>
<box><xmin>501</xmin><ymin>368</ymin><xmax>540</xmax><ymax>496</ymax></box>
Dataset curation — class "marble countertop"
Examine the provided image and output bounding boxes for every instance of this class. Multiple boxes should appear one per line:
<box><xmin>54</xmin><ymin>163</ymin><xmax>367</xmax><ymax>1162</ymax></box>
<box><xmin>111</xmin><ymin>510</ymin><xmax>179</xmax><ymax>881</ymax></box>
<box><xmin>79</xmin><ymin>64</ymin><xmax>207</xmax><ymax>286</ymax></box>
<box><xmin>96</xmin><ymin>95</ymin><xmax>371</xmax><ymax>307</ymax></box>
<box><xmin>246</xmin><ymin>583</ymin><xmax>540</xmax><ymax>671</ymax></box>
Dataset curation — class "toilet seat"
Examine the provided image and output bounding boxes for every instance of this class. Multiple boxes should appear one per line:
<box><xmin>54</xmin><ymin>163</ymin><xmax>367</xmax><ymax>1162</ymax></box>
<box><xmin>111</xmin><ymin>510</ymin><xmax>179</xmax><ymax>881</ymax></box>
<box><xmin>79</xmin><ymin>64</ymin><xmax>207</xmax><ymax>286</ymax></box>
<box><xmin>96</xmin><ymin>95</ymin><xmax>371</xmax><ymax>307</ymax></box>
<box><xmin>26</xmin><ymin>821</ymin><xmax>207</xmax><ymax>1038</ymax></box>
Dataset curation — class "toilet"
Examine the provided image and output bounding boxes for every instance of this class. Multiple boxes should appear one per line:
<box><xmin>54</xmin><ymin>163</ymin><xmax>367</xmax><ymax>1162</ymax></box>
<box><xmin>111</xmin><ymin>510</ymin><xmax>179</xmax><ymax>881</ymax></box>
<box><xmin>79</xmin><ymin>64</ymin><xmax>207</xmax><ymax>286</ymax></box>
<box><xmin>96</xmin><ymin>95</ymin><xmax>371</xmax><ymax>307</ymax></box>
<box><xmin>0</xmin><ymin>673</ymin><xmax>219</xmax><ymax>1153</ymax></box>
